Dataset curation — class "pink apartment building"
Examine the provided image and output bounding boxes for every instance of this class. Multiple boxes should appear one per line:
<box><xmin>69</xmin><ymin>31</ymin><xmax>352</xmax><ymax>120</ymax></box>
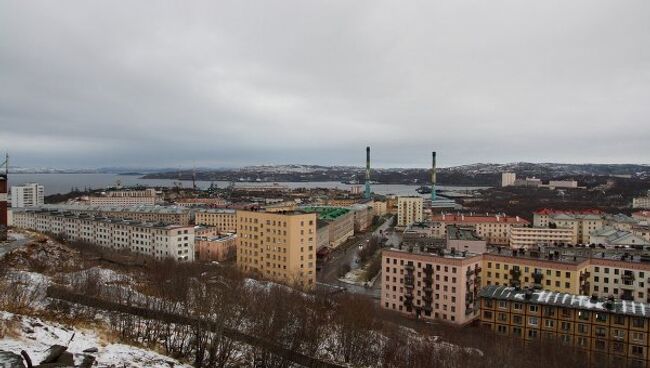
<box><xmin>382</xmin><ymin>247</ymin><xmax>482</xmax><ymax>325</ymax></box>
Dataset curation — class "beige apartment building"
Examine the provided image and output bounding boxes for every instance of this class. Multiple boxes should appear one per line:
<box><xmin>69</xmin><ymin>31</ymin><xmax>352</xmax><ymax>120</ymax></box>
<box><xmin>509</xmin><ymin>227</ymin><xmax>574</xmax><ymax>249</ymax></box>
<box><xmin>88</xmin><ymin>188</ymin><xmax>158</xmax><ymax>206</ymax></box>
<box><xmin>299</xmin><ymin>206</ymin><xmax>354</xmax><ymax>248</ymax></box>
<box><xmin>481</xmin><ymin>248</ymin><xmax>591</xmax><ymax>295</ymax></box>
<box><xmin>382</xmin><ymin>247</ymin><xmax>482</xmax><ymax>325</ymax></box>
<box><xmin>351</xmin><ymin>203</ymin><xmax>374</xmax><ymax>232</ymax></box>
<box><xmin>12</xmin><ymin>208</ymin><xmax>194</xmax><ymax>261</ymax></box>
<box><xmin>195</xmin><ymin>209</ymin><xmax>237</xmax><ymax>233</ymax></box>
<box><xmin>372</xmin><ymin>200</ymin><xmax>387</xmax><ymax>217</ymax></box>
<box><xmin>397</xmin><ymin>196</ymin><xmax>423</xmax><ymax>228</ymax></box>
<box><xmin>533</xmin><ymin>209</ymin><xmax>605</xmax><ymax>244</ymax></box>
<box><xmin>482</xmin><ymin>246</ymin><xmax>650</xmax><ymax>304</ymax></box>
<box><xmin>236</xmin><ymin>210</ymin><xmax>317</xmax><ymax>288</ymax></box>
<box><xmin>431</xmin><ymin>214</ymin><xmax>529</xmax><ymax>245</ymax></box>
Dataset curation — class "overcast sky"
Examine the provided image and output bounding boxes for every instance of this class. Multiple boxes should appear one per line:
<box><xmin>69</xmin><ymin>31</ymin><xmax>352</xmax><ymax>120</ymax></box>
<box><xmin>1</xmin><ymin>1</ymin><xmax>649</xmax><ymax>169</ymax></box>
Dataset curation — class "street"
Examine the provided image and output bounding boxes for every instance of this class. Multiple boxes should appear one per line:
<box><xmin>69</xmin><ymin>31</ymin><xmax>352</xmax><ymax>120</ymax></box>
<box><xmin>317</xmin><ymin>216</ymin><xmax>400</xmax><ymax>299</ymax></box>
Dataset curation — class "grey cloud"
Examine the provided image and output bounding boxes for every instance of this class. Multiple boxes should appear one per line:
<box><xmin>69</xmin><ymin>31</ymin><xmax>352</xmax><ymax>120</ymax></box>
<box><xmin>1</xmin><ymin>0</ymin><xmax>648</xmax><ymax>168</ymax></box>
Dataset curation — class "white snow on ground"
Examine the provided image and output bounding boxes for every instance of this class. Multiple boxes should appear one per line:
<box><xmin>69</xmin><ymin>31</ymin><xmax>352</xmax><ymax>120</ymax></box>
<box><xmin>0</xmin><ymin>311</ymin><xmax>192</xmax><ymax>368</ymax></box>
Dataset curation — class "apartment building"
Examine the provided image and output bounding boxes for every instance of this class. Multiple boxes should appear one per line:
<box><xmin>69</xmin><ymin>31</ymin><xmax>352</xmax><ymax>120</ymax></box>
<box><xmin>633</xmin><ymin>194</ymin><xmax>650</xmax><ymax>210</ymax></box>
<box><xmin>29</xmin><ymin>204</ymin><xmax>191</xmax><ymax>226</ymax></box>
<box><xmin>484</xmin><ymin>246</ymin><xmax>650</xmax><ymax>304</ymax></box>
<box><xmin>194</xmin><ymin>209</ymin><xmax>237</xmax><ymax>232</ymax></box>
<box><xmin>372</xmin><ymin>200</ymin><xmax>387</xmax><ymax>217</ymax></box>
<box><xmin>236</xmin><ymin>210</ymin><xmax>317</xmax><ymax>288</ymax></box>
<box><xmin>88</xmin><ymin>188</ymin><xmax>158</xmax><ymax>206</ymax></box>
<box><xmin>397</xmin><ymin>196</ymin><xmax>423</xmax><ymax>228</ymax></box>
<box><xmin>174</xmin><ymin>198</ymin><xmax>227</xmax><ymax>207</ymax></box>
<box><xmin>479</xmin><ymin>285</ymin><xmax>650</xmax><ymax>367</ymax></box>
<box><xmin>447</xmin><ymin>225</ymin><xmax>487</xmax><ymax>254</ymax></box>
<box><xmin>351</xmin><ymin>203</ymin><xmax>374</xmax><ymax>232</ymax></box>
<box><xmin>590</xmin><ymin>227</ymin><xmax>650</xmax><ymax>248</ymax></box>
<box><xmin>482</xmin><ymin>248</ymin><xmax>591</xmax><ymax>295</ymax></box>
<box><xmin>501</xmin><ymin>172</ymin><xmax>516</xmax><ymax>187</ymax></box>
<box><xmin>11</xmin><ymin>183</ymin><xmax>44</xmax><ymax>208</ymax></box>
<box><xmin>382</xmin><ymin>247</ymin><xmax>482</xmax><ymax>325</ymax></box>
<box><xmin>12</xmin><ymin>208</ymin><xmax>194</xmax><ymax>261</ymax></box>
<box><xmin>533</xmin><ymin>209</ymin><xmax>605</xmax><ymax>244</ymax></box>
<box><xmin>509</xmin><ymin>227</ymin><xmax>575</xmax><ymax>249</ymax></box>
<box><xmin>195</xmin><ymin>233</ymin><xmax>236</xmax><ymax>262</ymax></box>
<box><xmin>431</xmin><ymin>214</ymin><xmax>529</xmax><ymax>245</ymax></box>
<box><xmin>300</xmin><ymin>206</ymin><xmax>354</xmax><ymax>248</ymax></box>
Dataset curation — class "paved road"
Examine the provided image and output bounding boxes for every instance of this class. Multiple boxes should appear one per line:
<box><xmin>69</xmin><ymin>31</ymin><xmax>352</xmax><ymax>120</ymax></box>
<box><xmin>317</xmin><ymin>216</ymin><xmax>398</xmax><ymax>299</ymax></box>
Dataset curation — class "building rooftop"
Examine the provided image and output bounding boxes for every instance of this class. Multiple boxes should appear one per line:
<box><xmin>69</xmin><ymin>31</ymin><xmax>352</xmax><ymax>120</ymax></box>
<box><xmin>299</xmin><ymin>206</ymin><xmax>350</xmax><ymax>220</ymax></box>
<box><xmin>488</xmin><ymin>245</ymin><xmax>650</xmax><ymax>264</ymax></box>
<box><xmin>387</xmin><ymin>245</ymin><xmax>478</xmax><ymax>260</ymax></box>
<box><xmin>21</xmin><ymin>204</ymin><xmax>189</xmax><ymax>215</ymax></box>
<box><xmin>447</xmin><ymin>225</ymin><xmax>483</xmax><ymax>241</ymax></box>
<box><xmin>480</xmin><ymin>285</ymin><xmax>650</xmax><ymax>318</ymax></box>
<box><xmin>195</xmin><ymin>208</ymin><xmax>237</xmax><ymax>214</ymax></box>
<box><xmin>432</xmin><ymin>214</ymin><xmax>529</xmax><ymax>224</ymax></box>
<box><xmin>534</xmin><ymin>208</ymin><xmax>604</xmax><ymax>216</ymax></box>
<box><xmin>486</xmin><ymin>247</ymin><xmax>589</xmax><ymax>265</ymax></box>
<box><xmin>19</xmin><ymin>209</ymin><xmax>191</xmax><ymax>230</ymax></box>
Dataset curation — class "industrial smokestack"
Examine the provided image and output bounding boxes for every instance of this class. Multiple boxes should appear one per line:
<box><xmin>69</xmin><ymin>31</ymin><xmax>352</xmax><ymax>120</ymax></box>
<box><xmin>431</xmin><ymin>151</ymin><xmax>437</xmax><ymax>201</ymax></box>
<box><xmin>364</xmin><ymin>146</ymin><xmax>371</xmax><ymax>199</ymax></box>
<box><xmin>0</xmin><ymin>153</ymin><xmax>8</xmax><ymax>241</ymax></box>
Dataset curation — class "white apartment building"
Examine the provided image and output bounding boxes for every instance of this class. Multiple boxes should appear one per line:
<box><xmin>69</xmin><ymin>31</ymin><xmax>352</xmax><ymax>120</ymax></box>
<box><xmin>11</xmin><ymin>183</ymin><xmax>44</xmax><ymax>208</ymax></box>
<box><xmin>509</xmin><ymin>227</ymin><xmax>574</xmax><ymax>249</ymax></box>
<box><xmin>88</xmin><ymin>188</ymin><xmax>158</xmax><ymax>206</ymax></box>
<box><xmin>501</xmin><ymin>172</ymin><xmax>516</xmax><ymax>187</ymax></box>
<box><xmin>13</xmin><ymin>208</ymin><xmax>194</xmax><ymax>261</ymax></box>
<box><xmin>633</xmin><ymin>195</ymin><xmax>650</xmax><ymax>210</ymax></box>
<box><xmin>397</xmin><ymin>196</ymin><xmax>423</xmax><ymax>228</ymax></box>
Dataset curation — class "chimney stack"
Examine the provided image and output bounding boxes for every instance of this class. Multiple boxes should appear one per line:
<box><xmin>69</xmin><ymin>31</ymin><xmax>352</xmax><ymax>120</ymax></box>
<box><xmin>0</xmin><ymin>153</ymin><xmax>8</xmax><ymax>241</ymax></box>
<box><xmin>364</xmin><ymin>146</ymin><xmax>371</xmax><ymax>199</ymax></box>
<box><xmin>431</xmin><ymin>151</ymin><xmax>437</xmax><ymax>201</ymax></box>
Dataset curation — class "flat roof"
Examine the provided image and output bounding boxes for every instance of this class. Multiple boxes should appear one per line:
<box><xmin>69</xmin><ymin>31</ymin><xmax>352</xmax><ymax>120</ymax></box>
<box><xmin>300</xmin><ymin>206</ymin><xmax>350</xmax><ymax>220</ymax></box>
<box><xmin>480</xmin><ymin>285</ymin><xmax>650</xmax><ymax>318</ymax></box>
<box><xmin>447</xmin><ymin>225</ymin><xmax>483</xmax><ymax>241</ymax></box>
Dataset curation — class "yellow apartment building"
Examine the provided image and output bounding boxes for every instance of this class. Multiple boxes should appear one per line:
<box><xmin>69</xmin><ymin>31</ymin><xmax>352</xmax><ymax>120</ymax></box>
<box><xmin>236</xmin><ymin>210</ymin><xmax>317</xmax><ymax>288</ymax></box>
<box><xmin>482</xmin><ymin>249</ymin><xmax>590</xmax><ymax>295</ymax></box>
<box><xmin>480</xmin><ymin>285</ymin><xmax>650</xmax><ymax>368</ymax></box>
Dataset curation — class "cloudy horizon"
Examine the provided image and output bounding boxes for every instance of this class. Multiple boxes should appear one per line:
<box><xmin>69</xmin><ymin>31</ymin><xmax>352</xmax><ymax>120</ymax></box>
<box><xmin>1</xmin><ymin>1</ymin><xmax>649</xmax><ymax>169</ymax></box>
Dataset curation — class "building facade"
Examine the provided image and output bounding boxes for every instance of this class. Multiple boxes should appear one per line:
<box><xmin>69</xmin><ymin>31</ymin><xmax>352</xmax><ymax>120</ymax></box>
<box><xmin>480</xmin><ymin>285</ymin><xmax>650</xmax><ymax>367</ymax></box>
<box><xmin>30</xmin><ymin>204</ymin><xmax>191</xmax><ymax>226</ymax></box>
<box><xmin>12</xmin><ymin>208</ymin><xmax>194</xmax><ymax>261</ymax></box>
<box><xmin>195</xmin><ymin>209</ymin><xmax>238</xmax><ymax>233</ymax></box>
<box><xmin>196</xmin><ymin>233</ymin><xmax>236</xmax><ymax>262</ymax></box>
<box><xmin>88</xmin><ymin>188</ymin><xmax>158</xmax><ymax>206</ymax></box>
<box><xmin>446</xmin><ymin>225</ymin><xmax>487</xmax><ymax>254</ymax></box>
<box><xmin>633</xmin><ymin>194</ymin><xmax>650</xmax><ymax>210</ymax></box>
<box><xmin>397</xmin><ymin>196</ymin><xmax>423</xmax><ymax>228</ymax></box>
<box><xmin>482</xmin><ymin>249</ymin><xmax>591</xmax><ymax>295</ymax></box>
<box><xmin>509</xmin><ymin>227</ymin><xmax>575</xmax><ymax>249</ymax></box>
<box><xmin>431</xmin><ymin>214</ymin><xmax>529</xmax><ymax>245</ymax></box>
<box><xmin>11</xmin><ymin>183</ymin><xmax>44</xmax><ymax>208</ymax></box>
<box><xmin>501</xmin><ymin>172</ymin><xmax>516</xmax><ymax>187</ymax></box>
<box><xmin>236</xmin><ymin>210</ymin><xmax>317</xmax><ymax>288</ymax></box>
<box><xmin>382</xmin><ymin>247</ymin><xmax>482</xmax><ymax>325</ymax></box>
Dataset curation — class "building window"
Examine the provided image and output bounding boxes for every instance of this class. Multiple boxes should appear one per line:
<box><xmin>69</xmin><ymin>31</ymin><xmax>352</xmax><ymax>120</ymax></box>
<box><xmin>528</xmin><ymin>317</ymin><xmax>538</xmax><ymax>326</ymax></box>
